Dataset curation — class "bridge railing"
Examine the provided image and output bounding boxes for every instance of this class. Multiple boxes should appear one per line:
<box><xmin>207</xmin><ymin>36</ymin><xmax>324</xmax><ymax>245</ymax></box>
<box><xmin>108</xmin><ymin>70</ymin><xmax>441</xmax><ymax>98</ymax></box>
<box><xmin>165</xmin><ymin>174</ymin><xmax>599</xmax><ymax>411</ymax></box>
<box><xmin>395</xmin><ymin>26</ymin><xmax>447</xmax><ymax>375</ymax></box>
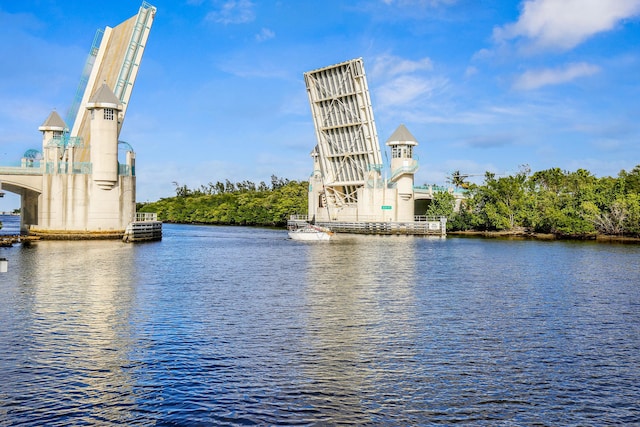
<box><xmin>0</xmin><ymin>164</ymin><xmax>44</xmax><ymax>175</ymax></box>
<box><xmin>118</xmin><ymin>164</ymin><xmax>135</xmax><ymax>176</ymax></box>
<box><xmin>2</xmin><ymin>162</ymin><xmax>135</xmax><ymax>176</ymax></box>
<box><xmin>414</xmin><ymin>215</ymin><xmax>447</xmax><ymax>222</ymax></box>
<box><xmin>45</xmin><ymin>162</ymin><xmax>92</xmax><ymax>174</ymax></box>
<box><xmin>414</xmin><ymin>185</ymin><xmax>468</xmax><ymax>195</ymax></box>
<box><xmin>135</xmin><ymin>212</ymin><xmax>157</xmax><ymax>222</ymax></box>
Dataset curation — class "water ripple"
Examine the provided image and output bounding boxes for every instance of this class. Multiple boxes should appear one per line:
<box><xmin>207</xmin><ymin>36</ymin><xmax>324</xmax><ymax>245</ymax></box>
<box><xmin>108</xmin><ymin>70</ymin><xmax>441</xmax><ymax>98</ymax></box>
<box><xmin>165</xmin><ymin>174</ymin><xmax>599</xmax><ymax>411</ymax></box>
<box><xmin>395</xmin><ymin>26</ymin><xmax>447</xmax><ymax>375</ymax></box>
<box><xmin>1</xmin><ymin>224</ymin><xmax>639</xmax><ymax>425</ymax></box>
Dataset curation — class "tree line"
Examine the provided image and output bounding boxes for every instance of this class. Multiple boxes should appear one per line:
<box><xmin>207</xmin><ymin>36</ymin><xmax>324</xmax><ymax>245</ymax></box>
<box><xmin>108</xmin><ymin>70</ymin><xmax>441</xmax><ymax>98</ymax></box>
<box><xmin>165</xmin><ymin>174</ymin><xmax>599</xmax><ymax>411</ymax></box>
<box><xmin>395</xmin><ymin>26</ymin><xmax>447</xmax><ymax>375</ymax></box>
<box><xmin>138</xmin><ymin>175</ymin><xmax>306</xmax><ymax>226</ymax></box>
<box><xmin>171</xmin><ymin>175</ymin><xmax>294</xmax><ymax>198</ymax></box>
<box><xmin>428</xmin><ymin>165</ymin><xmax>640</xmax><ymax>237</ymax></box>
<box><xmin>138</xmin><ymin>166</ymin><xmax>640</xmax><ymax>237</ymax></box>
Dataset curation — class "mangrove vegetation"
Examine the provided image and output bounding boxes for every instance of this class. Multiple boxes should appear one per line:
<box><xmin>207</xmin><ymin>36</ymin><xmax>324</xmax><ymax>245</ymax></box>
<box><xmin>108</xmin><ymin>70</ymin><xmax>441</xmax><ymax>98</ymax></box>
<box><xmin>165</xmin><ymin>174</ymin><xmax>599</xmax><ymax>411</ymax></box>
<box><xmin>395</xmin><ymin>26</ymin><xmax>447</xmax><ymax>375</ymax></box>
<box><xmin>137</xmin><ymin>166</ymin><xmax>640</xmax><ymax>238</ymax></box>
<box><xmin>432</xmin><ymin>165</ymin><xmax>640</xmax><ymax>238</ymax></box>
<box><xmin>138</xmin><ymin>175</ymin><xmax>307</xmax><ymax>227</ymax></box>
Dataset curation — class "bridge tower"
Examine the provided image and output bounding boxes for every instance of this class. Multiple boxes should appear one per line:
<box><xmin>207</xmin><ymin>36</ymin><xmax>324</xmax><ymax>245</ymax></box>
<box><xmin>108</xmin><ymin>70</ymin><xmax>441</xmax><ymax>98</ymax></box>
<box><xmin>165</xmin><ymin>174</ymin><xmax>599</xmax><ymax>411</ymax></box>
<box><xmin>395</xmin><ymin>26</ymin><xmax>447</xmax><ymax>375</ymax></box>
<box><xmin>0</xmin><ymin>3</ymin><xmax>156</xmax><ymax>237</ymax></box>
<box><xmin>386</xmin><ymin>124</ymin><xmax>419</xmax><ymax>222</ymax></box>
<box><xmin>39</xmin><ymin>111</ymin><xmax>66</xmax><ymax>159</ymax></box>
<box><xmin>33</xmin><ymin>83</ymin><xmax>136</xmax><ymax>236</ymax></box>
<box><xmin>87</xmin><ymin>83</ymin><xmax>122</xmax><ymax>190</ymax></box>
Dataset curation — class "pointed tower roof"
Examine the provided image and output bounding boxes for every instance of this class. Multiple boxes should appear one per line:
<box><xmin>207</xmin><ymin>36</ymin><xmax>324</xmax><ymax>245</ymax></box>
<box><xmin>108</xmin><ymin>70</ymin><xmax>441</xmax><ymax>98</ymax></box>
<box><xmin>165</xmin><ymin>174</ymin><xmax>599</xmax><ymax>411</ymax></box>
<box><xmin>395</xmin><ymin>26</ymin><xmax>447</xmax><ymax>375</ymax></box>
<box><xmin>86</xmin><ymin>83</ymin><xmax>122</xmax><ymax>110</ymax></box>
<box><xmin>38</xmin><ymin>110</ymin><xmax>67</xmax><ymax>132</ymax></box>
<box><xmin>385</xmin><ymin>124</ymin><xmax>418</xmax><ymax>146</ymax></box>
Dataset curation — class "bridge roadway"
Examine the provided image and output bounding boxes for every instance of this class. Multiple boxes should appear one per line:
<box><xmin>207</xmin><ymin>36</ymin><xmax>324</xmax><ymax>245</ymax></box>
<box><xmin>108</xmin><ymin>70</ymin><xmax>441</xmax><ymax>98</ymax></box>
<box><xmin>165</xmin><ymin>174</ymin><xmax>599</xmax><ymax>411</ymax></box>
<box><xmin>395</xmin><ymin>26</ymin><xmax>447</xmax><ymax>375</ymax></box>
<box><xmin>0</xmin><ymin>165</ymin><xmax>44</xmax><ymax>196</ymax></box>
<box><xmin>0</xmin><ymin>165</ymin><xmax>44</xmax><ymax>231</ymax></box>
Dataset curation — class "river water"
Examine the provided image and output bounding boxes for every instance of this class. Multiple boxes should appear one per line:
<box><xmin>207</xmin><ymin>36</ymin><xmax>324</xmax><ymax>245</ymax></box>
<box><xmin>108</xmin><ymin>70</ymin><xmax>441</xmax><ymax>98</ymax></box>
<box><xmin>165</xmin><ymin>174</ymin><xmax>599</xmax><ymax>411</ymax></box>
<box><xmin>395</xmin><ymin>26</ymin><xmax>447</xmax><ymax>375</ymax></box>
<box><xmin>1</xmin><ymin>215</ymin><xmax>639</xmax><ymax>426</ymax></box>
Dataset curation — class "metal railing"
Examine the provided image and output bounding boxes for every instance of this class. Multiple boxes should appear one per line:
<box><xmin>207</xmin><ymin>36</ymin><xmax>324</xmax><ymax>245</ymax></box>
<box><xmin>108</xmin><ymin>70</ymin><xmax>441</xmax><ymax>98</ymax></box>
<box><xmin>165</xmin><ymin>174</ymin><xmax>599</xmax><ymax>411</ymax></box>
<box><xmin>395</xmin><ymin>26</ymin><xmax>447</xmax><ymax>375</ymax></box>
<box><xmin>118</xmin><ymin>164</ymin><xmax>135</xmax><ymax>176</ymax></box>
<box><xmin>389</xmin><ymin>160</ymin><xmax>419</xmax><ymax>181</ymax></box>
<box><xmin>45</xmin><ymin>162</ymin><xmax>92</xmax><ymax>175</ymax></box>
<box><xmin>414</xmin><ymin>215</ymin><xmax>445</xmax><ymax>222</ymax></box>
<box><xmin>0</xmin><ymin>164</ymin><xmax>44</xmax><ymax>175</ymax></box>
<box><xmin>65</xmin><ymin>29</ymin><xmax>103</xmax><ymax>131</ymax></box>
<box><xmin>2</xmin><ymin>161</ymin><xmax>133</xmax><ymax>176</ymax></box>
<box><xmin>135</xmin><ymin>212</ymin><xmax>157</xmax><ymax>222</ymax></box>
<box><xmin>114</xmin><ymin>2</ymin><xmax>156</xmax><ymax>103</ymax></box>
<box><xmin>414</xmin><ymin>185</ymin><xmax>468</xmax><ymax>195</ymax></box>
<box><xmin>315</xmin><ymin>220</ymin><xmax>446</xmax><ymax>235</ymax></box>
<box><xmin>48</xmin><ymin>136</ymin><xmax>85</xmax><ymax>148</ymax></box>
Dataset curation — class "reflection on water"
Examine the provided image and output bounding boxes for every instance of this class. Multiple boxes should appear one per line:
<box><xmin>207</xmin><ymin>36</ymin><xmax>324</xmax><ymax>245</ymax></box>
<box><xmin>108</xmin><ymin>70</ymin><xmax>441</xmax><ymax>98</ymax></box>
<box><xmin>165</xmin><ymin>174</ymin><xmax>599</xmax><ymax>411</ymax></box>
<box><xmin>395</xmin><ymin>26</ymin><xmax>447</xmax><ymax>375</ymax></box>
<box><xmin>301</xmin><ymin>236</ymin><xmax>420</xmax><ymax>423</ymax></box>
<box><xmin>4</xmin><ymin>240</ymin><xmax>139</xmax><ymax>425</ymax></box>
<box><xmin>1</xmin><ymin>222</ymin><xmax>639</xmax><ymax>425</ymax></box>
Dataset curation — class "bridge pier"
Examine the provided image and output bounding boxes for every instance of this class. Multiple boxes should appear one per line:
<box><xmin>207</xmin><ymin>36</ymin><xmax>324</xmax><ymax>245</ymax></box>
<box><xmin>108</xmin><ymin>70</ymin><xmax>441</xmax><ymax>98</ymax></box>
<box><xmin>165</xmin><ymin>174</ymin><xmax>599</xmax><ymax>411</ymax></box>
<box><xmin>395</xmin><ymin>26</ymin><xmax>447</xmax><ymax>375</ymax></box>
<box><xmin>21</xmin><ymin>189</ymin><xmax>39</xmax><ymax>234</ymax></box>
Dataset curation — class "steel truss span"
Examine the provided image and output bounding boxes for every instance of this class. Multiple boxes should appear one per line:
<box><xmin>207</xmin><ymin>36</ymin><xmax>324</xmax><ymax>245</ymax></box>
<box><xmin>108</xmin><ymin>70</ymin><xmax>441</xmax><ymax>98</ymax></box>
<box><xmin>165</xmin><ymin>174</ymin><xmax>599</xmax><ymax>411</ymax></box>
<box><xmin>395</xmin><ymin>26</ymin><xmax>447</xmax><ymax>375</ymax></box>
<box><xmin>304</xmin><ymin>58</ymin><xmax>383</xmax><ymax>206</ymax></box>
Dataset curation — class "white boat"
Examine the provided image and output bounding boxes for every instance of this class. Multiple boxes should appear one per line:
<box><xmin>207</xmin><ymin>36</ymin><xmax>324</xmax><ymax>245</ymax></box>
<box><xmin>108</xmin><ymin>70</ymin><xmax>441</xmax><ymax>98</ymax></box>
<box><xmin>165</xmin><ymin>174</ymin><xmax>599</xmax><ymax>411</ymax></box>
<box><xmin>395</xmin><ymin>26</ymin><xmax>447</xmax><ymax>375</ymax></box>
<box><xmin>288</xmin><ymin>224</ymin><xmax>333</xmax><ymax>241</ymax></box>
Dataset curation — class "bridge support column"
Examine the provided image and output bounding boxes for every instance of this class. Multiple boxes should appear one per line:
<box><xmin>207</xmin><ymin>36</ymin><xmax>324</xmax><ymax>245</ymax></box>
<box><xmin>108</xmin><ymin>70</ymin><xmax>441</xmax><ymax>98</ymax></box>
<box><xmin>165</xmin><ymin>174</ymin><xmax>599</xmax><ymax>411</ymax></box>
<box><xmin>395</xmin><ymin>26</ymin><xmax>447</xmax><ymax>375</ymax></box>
<box><xmin>21</xmin><ymin>190</ymin><xmax>39</xmax><ymax>234</ymax></box>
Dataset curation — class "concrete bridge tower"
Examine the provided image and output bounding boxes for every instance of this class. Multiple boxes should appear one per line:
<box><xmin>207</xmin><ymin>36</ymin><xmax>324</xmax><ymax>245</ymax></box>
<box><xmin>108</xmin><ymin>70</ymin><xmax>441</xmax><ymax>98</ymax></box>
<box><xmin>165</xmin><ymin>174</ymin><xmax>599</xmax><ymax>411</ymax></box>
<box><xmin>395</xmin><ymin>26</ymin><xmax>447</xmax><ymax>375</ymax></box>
<box><xmin>87</xmin><ymin>83</ymin><xmax>122</xmax><ymax>190</ymax></box>
<box><xmin>33</xmin><ymin>84</ymin><xmax>136</xmax><ymax>236</ymax></box>
<box><xmin>0</xmin><ymin>2</ymin><xmax>157</xmax><ymax>238</ymax></box>
<box><xmin>39</xmin><ymin>111</ymin><xmax>66</xmax><ymax>161</ymax></box>
<box><xmin>386</xmin><ymin>124</ymin><xmax>419</xmax><ymax>222</ymax></box>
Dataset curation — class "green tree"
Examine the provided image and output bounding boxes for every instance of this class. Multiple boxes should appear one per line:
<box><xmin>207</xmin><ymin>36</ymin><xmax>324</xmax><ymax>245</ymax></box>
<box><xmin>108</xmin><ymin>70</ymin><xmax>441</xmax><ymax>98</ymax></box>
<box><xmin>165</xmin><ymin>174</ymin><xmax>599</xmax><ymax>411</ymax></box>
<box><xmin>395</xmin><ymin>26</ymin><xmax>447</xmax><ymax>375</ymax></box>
<box><xmin>426</xmin><ymin>191</ymin><xmax>455</xmax><ymax>218</ymax></box>
<box><xmin>140</xmin><ymin>179</ymin><xmax>308</xmax><ymax>226</ymax></box>
<box><xmin>139</xmin><ymin>166</ymin><xmax>640</xmax><ymax>237</ymax></box>
<box><xmin>470</xmin><ymin>167</ymin><xmax>530</xmax><ymax>230</ymax></box>
<box><xmin>448</xmin><ymin>170</ymin><xmax>470</xmax><ymax>189</ymax></box>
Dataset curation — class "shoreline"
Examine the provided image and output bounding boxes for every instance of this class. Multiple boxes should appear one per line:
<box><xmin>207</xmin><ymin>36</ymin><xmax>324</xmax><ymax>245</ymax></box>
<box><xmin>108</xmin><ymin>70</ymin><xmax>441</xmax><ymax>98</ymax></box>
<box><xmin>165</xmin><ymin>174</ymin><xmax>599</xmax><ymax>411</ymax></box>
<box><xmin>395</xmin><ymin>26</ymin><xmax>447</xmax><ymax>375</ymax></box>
<box><xmin>448</xmin><ymin>230</ymin><xmax>640</xmax><ymax>244</ymax></box>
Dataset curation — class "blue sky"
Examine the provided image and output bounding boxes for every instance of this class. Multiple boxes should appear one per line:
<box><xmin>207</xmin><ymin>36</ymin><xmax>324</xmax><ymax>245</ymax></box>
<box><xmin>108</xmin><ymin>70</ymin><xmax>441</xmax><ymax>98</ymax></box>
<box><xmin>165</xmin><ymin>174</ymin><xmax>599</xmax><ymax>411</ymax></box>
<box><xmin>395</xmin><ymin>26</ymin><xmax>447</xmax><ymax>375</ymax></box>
<box><xmin>1</xmin><ymin>0</ymin><xmax>639</xmax><ymax>210</ymax></box>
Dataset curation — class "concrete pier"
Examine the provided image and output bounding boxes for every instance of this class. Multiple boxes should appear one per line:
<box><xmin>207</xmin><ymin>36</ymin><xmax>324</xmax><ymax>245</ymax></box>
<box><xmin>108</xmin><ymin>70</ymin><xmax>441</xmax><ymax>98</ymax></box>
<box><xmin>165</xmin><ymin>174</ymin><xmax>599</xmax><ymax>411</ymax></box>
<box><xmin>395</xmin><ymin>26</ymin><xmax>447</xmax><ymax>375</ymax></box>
<box><xmin>123</xmin><ymin>213</ymin><xmax>162</xmax><ymax>242</ymax></box>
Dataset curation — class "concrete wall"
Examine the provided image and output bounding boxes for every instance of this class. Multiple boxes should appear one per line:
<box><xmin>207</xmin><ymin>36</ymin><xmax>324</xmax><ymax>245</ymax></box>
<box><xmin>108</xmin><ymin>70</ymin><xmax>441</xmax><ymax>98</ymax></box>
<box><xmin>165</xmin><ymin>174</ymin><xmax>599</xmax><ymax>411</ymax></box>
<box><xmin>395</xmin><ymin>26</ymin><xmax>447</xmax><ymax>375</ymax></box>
<box><xmin>34</xmin><ymin>173</ymin><xmax>134</xmax><ymax>233</ymax></box>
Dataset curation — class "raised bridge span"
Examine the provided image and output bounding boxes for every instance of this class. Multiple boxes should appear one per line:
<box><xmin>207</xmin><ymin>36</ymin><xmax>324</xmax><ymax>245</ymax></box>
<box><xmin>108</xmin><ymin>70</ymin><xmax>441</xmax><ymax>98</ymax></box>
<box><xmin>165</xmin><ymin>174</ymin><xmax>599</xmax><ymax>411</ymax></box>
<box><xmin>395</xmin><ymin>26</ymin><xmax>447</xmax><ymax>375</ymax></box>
<box><xmin>0</xmin><ymin>2</ymin><xmax>158</xmax><ymax>239</ymax></box>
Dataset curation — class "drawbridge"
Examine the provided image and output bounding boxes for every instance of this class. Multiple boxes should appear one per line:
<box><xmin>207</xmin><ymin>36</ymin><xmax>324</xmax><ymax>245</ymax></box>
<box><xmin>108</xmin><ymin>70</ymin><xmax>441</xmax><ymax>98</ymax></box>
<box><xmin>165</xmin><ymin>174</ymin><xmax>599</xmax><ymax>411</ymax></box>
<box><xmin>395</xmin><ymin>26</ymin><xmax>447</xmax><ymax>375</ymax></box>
<box><xmin>304</xmin><ymin>58</ymin><xmax>383</xmax><ymax>208</ymax></box>
<box><xmin>69</xmin><ymin>1</ymin><xmax>156</xmax><ymax>162</ymax></box>
<box><xmin>0</xmin><ymin>2</ymin><xmax>156</xmax><ymax>234</ymax></box>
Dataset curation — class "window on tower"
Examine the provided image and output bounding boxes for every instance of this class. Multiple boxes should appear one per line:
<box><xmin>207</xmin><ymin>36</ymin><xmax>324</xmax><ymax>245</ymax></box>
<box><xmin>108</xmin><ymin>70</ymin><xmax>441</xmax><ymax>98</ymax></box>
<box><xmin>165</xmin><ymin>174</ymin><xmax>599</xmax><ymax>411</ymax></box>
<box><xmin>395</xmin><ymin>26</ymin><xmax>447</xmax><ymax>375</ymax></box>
<box><xmin>391</xmin><ymin>146</ymin><xmax>413</xmax><ymax>158</ymax></box>
<box><xmin>104</xmin><ymin>108</ymin><xmax>114</xmax><ymax>120</ymax></box>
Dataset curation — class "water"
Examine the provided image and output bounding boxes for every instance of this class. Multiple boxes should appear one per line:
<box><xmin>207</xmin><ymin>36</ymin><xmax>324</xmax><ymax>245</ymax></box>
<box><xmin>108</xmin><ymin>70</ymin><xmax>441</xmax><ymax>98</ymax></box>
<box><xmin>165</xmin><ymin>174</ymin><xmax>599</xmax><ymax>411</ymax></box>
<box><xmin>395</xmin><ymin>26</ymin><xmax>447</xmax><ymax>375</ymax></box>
<box><xmin>0</xmin><ymin>214</ymin><xmax>20</xmax><ymax>235</ymax></box>
<box><xmin>1</xmin><ymin>217</ymin><xmax>639</xmax><ymax>426</ymax></box>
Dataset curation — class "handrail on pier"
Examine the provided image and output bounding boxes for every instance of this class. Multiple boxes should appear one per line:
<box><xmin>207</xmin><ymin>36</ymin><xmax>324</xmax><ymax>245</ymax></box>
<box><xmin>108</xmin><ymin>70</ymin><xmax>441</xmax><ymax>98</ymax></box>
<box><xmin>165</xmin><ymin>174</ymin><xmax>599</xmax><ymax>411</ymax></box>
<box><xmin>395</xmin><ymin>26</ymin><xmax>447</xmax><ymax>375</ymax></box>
<box><xmin>135</xmin><ymin>212</ymin><xmax>157</xmax><ymax>222</ymax></box>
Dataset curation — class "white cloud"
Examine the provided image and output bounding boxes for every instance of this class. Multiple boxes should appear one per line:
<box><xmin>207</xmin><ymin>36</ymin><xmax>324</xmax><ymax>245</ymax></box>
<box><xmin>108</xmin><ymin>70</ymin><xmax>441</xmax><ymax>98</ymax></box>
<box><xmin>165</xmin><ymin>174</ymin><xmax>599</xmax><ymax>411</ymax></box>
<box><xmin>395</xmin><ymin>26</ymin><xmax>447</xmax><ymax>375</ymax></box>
<box><xmin>205</xmin><ymin>0</ymin><xmax>255</xmax><ymax>24</ymax></box>
<box><xmin>369</xmin><ymin>54</ymin><xmax>446</xmax><ymax>110</ymax></box>
<box><xmin>592</xmin><ymin>138</ymin><xmax>623</xmax><ymax>150</ymax></box>
<box><xmin>464</xmin><ymin>66</ymin><xmax>478</xmax><ymax>78</ymax></box>
<box><xmin>216</xmin><ymin>58</ymin><xmax>288</xmax><ymax>79</ymax></box>
<box><xmin>494</xmin><ymin>0</ymin><xmax>640</xmax><ymax>51</ymax></box>
<box><xmin>513</xmin><ymin>62</ymin><xmax>600</xmax><ymax>90</ymax></box>
<box><xmin>376</xmin><ymin>75</ymin><xmax>444</xmax><ymax>107</ymax></box>
<box><xmin>371</xmin><ymin>54</ymin><xmax>433</xmax><ymax>79</ymax></box>
<box><xmin>255</xmin><ymin>27</ymin><xmax>275</xmax><ymax>42</ymax></box>
<box><xmin>381</xmin><ymin>0</ymin><xmax>457</xmax><ymax>6</ymax></box>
